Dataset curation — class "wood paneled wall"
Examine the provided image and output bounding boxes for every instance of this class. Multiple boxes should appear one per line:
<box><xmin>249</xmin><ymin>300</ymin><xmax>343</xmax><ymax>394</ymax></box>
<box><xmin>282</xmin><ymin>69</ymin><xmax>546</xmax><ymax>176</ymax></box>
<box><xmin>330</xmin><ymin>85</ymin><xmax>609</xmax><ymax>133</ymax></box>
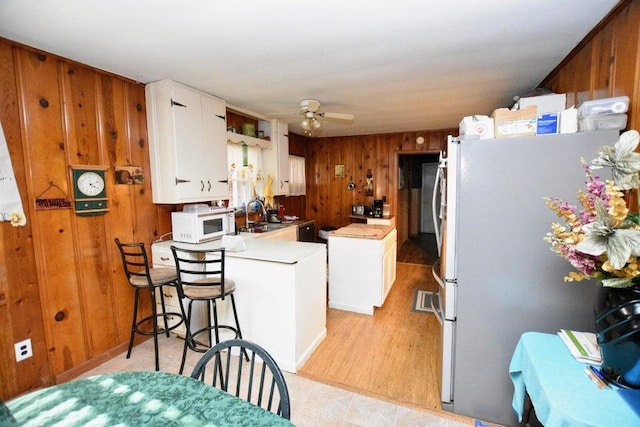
<box><xmin>542</xmin><ymin>0</ymin><xmax>639</xmax><ymax>131</ymax></box>
<box><xmin>0</xmin><ymin>39</ymin><xmax>173</xmax><ymax>400</ymax></box>
<box><xmin>303</xmin><ymin>130</ymin><xmax>453</xmax><ymax>243</ymax></box>
<box><xmin>541</xmin><ymin>0</ymin><xmax>640</xmax><ymax>207</ymax></box>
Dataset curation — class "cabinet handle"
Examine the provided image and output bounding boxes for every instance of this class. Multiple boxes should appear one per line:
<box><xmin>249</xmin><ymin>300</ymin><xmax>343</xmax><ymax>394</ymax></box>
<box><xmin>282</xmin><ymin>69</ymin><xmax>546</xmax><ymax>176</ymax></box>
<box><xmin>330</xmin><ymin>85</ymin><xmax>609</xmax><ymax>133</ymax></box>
<box><xmin>207</xmin><ymin>180</ymin><xmax>212</xmax><ymax>191</ymax></box>
<box><xmin>170</xmin><ymin>99</ymin><xmax>187</xmax><ymax>108</ymax></box>
<box><xmin>218</xmin><ymin>179</ymin><xmax>228</xmax><ymax>184</ymax></box>
<box><xmin>216</xmin><ymin>115</ymin><xmax>225</xmax><ymax>120</ymax></box>
<box><xmin>201</xmin><ymin>180</ymin><xmax>205</xmax><ymax>191</ymax></box>
<box><xmin>160</xmin><ymin>256</ymin><xmax>170</xmax><ymax>261</ymax></box>
<box><xmin>175</xmin><ymin>178</ymin><xmax>190</xmax><ymax>185</ymax></box>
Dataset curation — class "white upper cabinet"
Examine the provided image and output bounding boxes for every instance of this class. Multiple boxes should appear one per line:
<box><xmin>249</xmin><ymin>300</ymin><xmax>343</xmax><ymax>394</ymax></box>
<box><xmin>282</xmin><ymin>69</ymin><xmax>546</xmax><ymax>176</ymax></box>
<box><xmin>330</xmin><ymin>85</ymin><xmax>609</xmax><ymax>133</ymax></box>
<box><xmin>146</xmin><ymin>79</ymin><xmax>228</xmax><ymax>204</ymax></box>
<box><xmin>261</xmin><ymin>120</ymin><xmax>290</xmax><ymax>196</ymax></box>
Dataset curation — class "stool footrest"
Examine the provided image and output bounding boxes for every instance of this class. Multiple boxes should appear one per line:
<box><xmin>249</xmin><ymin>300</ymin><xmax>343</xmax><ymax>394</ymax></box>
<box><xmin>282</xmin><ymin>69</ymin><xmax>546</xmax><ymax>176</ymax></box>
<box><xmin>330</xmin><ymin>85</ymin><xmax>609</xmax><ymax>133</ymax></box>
<box><xmin>134</xmin><ymin>312</ymin><xmax>185</xmax><ymax>336</ymax></box>
<box><xmin>187</xmin><ymin>325</ymin><xmax>241</xmax><ymax>352</ymax></box>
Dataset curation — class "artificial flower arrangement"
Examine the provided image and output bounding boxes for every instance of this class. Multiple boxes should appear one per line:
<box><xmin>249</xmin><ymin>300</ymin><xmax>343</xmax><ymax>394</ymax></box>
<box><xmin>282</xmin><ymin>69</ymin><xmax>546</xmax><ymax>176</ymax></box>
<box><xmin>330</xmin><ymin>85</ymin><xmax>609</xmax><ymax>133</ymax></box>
<box><xmin>545</xmin><ymin>129</ymin><xmax>640</xmax><ymax>289</ymax></box>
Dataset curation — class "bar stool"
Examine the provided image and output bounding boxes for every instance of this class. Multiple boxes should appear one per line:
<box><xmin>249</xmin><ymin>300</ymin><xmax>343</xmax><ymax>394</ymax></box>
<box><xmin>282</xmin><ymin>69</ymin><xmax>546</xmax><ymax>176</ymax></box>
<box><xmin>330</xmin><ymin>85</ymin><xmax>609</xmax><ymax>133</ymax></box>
<box><xmin>170</xmin><ymin>246</ymin><xmax>246</xmax><ymax>374</ymax></box>
<box><xmin>114</xmin><ymin>238</ymin><xmax>186</xmax><ymax>371</ymax></box>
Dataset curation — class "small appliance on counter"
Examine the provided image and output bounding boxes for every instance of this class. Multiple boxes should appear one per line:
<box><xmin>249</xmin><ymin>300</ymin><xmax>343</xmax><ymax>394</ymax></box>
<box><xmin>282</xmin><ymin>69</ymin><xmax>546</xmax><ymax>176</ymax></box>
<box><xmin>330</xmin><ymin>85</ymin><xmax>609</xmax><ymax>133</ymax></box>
<box><xmin>352</xmin><ymin>204</ymin><xmax>368</xmax><ymax>216</ymax></box>
<box><xmin>372</xmin><ymin>199</ymin><xmax>384</xmax><ymax>218</ymax></box>
<box><xmin>171</xmin><ymin>204</ymin><xmax>235</xmax><ymax>244</ymax></box>
<box><xmin>267</xmin><ymin>209</ymin><xmax>281</xmax><ymax>223</ymax></box>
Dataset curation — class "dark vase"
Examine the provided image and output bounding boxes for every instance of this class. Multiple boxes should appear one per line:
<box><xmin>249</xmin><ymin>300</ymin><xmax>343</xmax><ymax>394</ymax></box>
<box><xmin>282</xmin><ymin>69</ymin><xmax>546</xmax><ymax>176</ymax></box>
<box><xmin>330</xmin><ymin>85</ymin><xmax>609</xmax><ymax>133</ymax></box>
<box><xmin>594</xmin><ymin>284</ymin><xmax>640</xmax><ymax>389</ymax></box>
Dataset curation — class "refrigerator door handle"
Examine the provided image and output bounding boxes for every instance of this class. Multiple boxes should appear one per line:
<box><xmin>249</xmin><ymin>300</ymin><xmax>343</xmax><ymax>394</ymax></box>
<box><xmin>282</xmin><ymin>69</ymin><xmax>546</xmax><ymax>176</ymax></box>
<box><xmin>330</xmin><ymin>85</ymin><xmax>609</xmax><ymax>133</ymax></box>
<box><xmin>431</xmin><ymin>258</ymin><xmax>445</xmax><ymax>291</ymax></box>
<box><xmin>431</xmin><ymin>288</ymin><xmax>444</xmax><ymax>326</ymax></box>
<box><xmin>441</xmin><ymin>320</ymin><xmax>455</xmax><ymax>404</ymax></box>
<box><xmin>432</xmin><ymin>153</ymin><xmax>447</xmax><ymax>254</ymax></box>
<box><xmin>432</xmin><ymin>165</ymin><xmax>442</xmax><ymax>254</ymax></box>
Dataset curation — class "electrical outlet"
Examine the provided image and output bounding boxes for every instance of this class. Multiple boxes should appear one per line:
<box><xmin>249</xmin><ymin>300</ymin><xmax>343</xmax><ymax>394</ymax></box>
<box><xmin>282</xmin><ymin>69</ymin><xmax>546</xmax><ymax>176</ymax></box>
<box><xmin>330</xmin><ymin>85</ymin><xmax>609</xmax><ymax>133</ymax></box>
<box><xmin>14</xmin><ymin>338</ymin><xmax>33</xmax><ymax>362</ymax></box>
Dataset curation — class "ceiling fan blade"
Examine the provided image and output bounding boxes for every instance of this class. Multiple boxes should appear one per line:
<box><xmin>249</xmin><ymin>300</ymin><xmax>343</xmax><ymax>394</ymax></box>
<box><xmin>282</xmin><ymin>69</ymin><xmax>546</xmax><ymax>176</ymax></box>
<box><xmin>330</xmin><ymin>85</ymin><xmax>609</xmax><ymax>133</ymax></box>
<box><xmin>319</xmin><ymin>112</ymin><xmax>355</xmax><ymax>122</ymax></box>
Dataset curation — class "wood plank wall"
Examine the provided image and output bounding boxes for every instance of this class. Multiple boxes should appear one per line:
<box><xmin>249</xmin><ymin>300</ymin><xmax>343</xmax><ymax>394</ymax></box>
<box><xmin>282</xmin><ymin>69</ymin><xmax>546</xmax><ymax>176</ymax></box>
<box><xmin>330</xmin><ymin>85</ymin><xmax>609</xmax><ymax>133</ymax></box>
<box><xmin>542</xmin><ymin>0</ymin><xmax>639</xmax><ymax>131</ymax></box>
<box><xmin>302</xmin><ymin>131</ymin><xmax>452</xmax><ymax>244</ymax></box>
<box><xmin>0</xmin><ymin>39</ymin><xmax>174</xmax><ymax>400</ymax></box>
<box><xmin>540</xmin><ymin>0</ymin><xmax>640</xmax><ymax>207</ymax></box>
<box><xmin>1</xmin><ymin>1</ymin><xmax>639</xmax><ymax>401</ymax></box>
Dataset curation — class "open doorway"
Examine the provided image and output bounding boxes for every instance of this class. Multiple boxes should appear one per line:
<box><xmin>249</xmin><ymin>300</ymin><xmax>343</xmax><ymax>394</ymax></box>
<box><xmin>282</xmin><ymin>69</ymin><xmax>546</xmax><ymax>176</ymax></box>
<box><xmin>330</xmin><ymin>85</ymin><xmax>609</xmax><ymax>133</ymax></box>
<box><xmin>397</xmin><ymin>153</ymin><xmax>439</xmax><ymax>265</ymax></box>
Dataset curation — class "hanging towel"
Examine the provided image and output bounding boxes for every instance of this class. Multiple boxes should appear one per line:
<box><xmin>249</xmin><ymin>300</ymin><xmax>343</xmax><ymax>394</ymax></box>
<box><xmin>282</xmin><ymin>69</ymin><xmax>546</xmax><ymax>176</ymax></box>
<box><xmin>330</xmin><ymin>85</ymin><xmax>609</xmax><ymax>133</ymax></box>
<box><xmin>264</xmin><ymin>174</ymin><xmax>274</xmax><ymax>209</ymax></box>
<box><xmin>0</xmin><ymin>121</ymin><xmax>26</xmax><ymax>226</ymax></box>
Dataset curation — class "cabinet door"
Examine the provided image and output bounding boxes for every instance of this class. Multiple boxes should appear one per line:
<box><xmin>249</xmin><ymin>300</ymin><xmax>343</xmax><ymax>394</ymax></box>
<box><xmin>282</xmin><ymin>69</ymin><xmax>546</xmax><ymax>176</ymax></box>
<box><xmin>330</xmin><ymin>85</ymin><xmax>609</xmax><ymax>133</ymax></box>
<box><xmin>172</xmin><ymin>84</ymin><xmax>208</xmax><ymax>200</ymax></box>
<box><xmin>264</xmin><ymin>120</ymin><xmax>290</xmax><ymax>195</ymax></box>
<box><xmin>275</xmin><ymin>121</ymin><xmax>290</xmax><ymax>195</ymax></box>
<box><xmin>382</xmin><ymin>241</ymin><xmax>397</xmax><ymax>301</ymax></box>
<box><xmin>146</xmin><ymin>79</ymin><xmax>228</xmax><ymax>203</ymax></box>
<box><xmin>202</xmin><ymin>94</ymin><xmax>229</xmax><ymax>199</ymax></box>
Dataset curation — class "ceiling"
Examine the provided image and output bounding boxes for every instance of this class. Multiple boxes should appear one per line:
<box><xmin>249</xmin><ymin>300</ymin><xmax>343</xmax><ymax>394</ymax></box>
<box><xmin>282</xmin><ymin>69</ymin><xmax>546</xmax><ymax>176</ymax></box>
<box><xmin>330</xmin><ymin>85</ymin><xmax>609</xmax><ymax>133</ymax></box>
<box><xmin>0</xmin><ymin>0</ymin><xmax>620</xmax><ymax>138</ymax></box>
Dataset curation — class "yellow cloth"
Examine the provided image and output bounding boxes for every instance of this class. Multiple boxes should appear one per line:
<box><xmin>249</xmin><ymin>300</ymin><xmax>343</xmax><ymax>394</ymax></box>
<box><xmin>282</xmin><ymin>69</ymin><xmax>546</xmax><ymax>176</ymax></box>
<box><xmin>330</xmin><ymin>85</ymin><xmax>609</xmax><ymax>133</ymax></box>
<box><xmin>264</xmin><ymin>174</ymin><xmax>274</xmax><ymax>208</ymax></box>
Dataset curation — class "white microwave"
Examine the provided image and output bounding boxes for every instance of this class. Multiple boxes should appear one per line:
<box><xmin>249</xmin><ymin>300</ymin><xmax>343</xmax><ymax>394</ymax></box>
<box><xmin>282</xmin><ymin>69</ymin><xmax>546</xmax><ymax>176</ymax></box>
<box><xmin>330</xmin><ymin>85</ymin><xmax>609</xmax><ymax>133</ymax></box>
<box><xmin>171</xmin><ymin>208</ymin><xmax>235</xmax><ymax>244</ymax></box>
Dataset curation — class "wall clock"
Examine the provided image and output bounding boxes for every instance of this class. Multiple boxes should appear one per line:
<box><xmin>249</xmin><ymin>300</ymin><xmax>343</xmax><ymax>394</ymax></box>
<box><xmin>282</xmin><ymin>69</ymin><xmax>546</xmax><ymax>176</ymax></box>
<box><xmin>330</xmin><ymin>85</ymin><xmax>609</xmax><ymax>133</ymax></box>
<box><xmin>70</xmin><ymin>165</ymin><xmax>109</xmax><ymax>216</ymax></box>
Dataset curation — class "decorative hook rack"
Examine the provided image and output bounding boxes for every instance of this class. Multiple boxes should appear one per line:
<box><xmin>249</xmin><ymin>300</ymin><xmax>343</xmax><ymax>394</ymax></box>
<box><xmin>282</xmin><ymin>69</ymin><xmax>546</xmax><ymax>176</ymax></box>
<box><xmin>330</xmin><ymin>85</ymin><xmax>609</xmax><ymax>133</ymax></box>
<box><xmin>35</xmin><ymin>181</ymin><xmax>71</xmax><ymax>210</ymax></box>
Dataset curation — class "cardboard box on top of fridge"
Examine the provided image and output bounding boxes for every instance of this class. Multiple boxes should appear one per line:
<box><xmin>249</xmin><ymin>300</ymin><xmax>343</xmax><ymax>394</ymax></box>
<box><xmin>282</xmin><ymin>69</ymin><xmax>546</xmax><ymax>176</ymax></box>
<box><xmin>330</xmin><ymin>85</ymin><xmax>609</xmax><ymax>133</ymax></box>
<box><xmin>560</xmin><ymin>107</ymin><xmax>578</xmax><ymax>134</ymax></box>
<box><xmin>459</xmin><ymin>115</ymin><xmax>494</xmax><ymax>139</ymax></box>
<box><xmin>491</xmin><ymin>105</ymin><xmax>537</xmax><ymax>137</ymax></box>
<box><xmin>537</xmin><ymin>112</ymin><xmax>559</xmax><ymax>135</ymax></box>
<box><xmin>516</xmin><ymin>93</ymin><xmax>567</xmax><ymax>114</ymax></box>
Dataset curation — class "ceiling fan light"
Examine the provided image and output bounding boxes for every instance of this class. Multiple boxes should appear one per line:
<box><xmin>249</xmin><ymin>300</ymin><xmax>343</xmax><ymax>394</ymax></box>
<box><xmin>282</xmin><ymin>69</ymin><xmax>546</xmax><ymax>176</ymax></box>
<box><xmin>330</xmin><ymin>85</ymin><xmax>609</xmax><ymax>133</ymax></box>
<box><xmin>301</xmin><ymin>119</ymin><xmax>312</xmax><ymax>130</ymax></box>
<box><xmin>313</xmin><ymin>119</ymin><xmax>321</xmax><ymax>129</ymax></box>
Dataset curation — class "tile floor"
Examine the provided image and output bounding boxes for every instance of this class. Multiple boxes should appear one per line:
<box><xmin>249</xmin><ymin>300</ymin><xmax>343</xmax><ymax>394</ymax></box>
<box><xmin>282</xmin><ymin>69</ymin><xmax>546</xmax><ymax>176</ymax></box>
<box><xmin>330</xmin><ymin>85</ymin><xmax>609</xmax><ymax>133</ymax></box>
<box><xmin>77</xmin><ymin>335</ymin><xmax>479</xmax><ymax>427</ymax></box>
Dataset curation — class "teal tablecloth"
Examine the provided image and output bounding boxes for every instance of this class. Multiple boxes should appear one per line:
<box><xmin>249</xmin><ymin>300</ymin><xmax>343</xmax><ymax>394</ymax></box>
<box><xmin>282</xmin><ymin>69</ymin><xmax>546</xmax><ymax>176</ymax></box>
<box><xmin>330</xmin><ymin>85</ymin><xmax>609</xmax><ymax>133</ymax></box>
<box><xmin>509</xmin><ymin>332</ymin><xmax>640</xmax><ymax>427</ymax></box>
<box><xmin>6</xmin><ymin>371</ymin><xmax>293</xmax><ymax>427</ymax></box>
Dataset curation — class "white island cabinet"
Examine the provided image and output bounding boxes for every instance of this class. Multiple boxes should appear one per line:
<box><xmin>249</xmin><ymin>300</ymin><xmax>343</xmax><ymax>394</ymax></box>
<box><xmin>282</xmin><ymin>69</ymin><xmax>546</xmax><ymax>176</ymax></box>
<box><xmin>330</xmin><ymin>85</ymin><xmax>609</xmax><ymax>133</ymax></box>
<box><xmin>328</xmin><ymin>224</ymin><xmax>397</xmax><ymax>315</ymax></box>
<box><xmin>151</xmin><ymin>237</ymin><xmax>327</xmax><ymax>373</ymax></box>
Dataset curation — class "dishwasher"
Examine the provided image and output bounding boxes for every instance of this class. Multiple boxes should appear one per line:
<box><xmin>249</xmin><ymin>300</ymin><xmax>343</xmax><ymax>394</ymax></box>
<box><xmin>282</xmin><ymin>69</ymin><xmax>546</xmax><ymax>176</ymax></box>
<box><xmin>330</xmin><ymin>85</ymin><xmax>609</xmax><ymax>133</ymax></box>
<box><xmin>297</xmin><ymin>220</ymin><xmax>316</xmax><ymax>242</ymax></box>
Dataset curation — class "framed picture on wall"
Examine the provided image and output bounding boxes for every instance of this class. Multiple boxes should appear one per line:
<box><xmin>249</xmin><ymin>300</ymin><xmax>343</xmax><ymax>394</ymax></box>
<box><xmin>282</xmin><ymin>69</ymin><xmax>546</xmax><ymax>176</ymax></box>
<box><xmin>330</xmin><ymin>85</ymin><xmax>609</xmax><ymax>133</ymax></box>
<box><xmin>115</xmin><ymin>166</ymin><xmax>144</xmax><ymax>185</ymax></box>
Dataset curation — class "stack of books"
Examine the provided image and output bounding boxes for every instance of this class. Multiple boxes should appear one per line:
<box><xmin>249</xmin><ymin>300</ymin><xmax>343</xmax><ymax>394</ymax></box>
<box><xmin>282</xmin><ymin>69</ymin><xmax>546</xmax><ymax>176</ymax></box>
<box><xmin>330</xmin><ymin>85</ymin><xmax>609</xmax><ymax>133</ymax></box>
<box><xmin>557</xmin><ymin>329</ymin><xmax>602</xmax><ymax>365</ymax></box>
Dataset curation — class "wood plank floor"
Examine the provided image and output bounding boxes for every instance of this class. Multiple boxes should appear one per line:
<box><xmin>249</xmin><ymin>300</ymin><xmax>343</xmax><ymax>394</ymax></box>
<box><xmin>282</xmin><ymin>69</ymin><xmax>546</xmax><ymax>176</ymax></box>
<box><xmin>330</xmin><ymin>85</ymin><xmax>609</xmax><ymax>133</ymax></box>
<box><xmin>299</xmin><ymin>234</ymin><xmax>444</xmax><ymax>411</ymax></box>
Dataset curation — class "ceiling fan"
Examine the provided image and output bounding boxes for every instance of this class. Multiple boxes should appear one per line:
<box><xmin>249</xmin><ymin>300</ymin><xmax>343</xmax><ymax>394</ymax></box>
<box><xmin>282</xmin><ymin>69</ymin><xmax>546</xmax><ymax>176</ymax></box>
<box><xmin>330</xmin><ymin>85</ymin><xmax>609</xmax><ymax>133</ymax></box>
<box><xmin>280</xmin><ymin>99</ymin><xmax>355</xmax><ymax>135</ymax></box>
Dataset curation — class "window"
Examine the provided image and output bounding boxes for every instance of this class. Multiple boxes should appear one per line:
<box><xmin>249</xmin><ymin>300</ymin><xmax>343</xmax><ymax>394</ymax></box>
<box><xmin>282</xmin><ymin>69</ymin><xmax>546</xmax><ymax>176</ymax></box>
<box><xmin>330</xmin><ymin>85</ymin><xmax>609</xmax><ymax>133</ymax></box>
<box><xmin>227</xmin><ymin>143</ymin><xmax>264</xmax><ymax>208</ymax></box>
<box><xmin>288</xmin><ymin>155</ymin><xmax>306</xmax><ymax>196</ymax></box>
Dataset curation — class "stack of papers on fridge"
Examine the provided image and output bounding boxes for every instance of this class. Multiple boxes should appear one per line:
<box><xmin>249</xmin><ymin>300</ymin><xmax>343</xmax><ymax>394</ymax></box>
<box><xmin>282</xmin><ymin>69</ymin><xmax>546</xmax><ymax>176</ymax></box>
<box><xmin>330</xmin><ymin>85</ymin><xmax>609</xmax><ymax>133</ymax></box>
<box><xmin>557</xmin><ymin>329</ymin><xmax>602</xmax><ymax>365</ymax></box>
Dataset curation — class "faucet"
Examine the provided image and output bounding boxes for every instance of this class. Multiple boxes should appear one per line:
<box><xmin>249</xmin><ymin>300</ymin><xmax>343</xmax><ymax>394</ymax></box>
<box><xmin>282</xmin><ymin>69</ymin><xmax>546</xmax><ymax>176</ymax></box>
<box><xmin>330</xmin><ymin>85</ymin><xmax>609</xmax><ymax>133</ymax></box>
<box><xmin>246</xmin><ymin>199</ymin><xmax>267</xmax><ymax>228</ymax></box>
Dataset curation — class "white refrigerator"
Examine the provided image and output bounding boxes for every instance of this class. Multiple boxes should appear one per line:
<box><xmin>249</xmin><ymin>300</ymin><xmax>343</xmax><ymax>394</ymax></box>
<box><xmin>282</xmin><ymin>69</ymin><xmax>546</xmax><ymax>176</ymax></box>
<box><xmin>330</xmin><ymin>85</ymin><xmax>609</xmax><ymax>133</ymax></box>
<box><xmin>432</xmin><ymin>130</ymin><xmax>619</xmax><ymax>426</ymax></box>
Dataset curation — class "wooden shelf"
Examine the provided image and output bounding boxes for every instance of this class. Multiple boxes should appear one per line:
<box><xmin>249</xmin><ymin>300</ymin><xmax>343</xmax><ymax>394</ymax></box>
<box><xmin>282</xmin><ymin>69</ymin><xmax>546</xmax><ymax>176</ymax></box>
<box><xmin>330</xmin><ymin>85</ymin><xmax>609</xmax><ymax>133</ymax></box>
<box><xmin>227</xmin><ymin>131</ymin><xmax>271</xmax><ymax>148</ymax></box>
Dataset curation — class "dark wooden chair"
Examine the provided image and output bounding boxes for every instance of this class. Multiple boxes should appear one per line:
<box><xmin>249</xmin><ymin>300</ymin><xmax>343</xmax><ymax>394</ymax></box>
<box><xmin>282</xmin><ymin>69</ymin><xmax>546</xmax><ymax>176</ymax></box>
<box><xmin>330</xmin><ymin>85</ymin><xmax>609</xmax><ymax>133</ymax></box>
<box><xmin>191</xmin><ymin>339</ymin><xmax>291</xmax><ymax>420</ymax></box>
<box><xmin>114</xmin><ymin>238</ymin><xmax>185</xmax><ymax>371</ymax></box>
<box><xmin>170</xmin><ymin>246</ymin><xmax>245</xmax><ymax>374</ymax></box>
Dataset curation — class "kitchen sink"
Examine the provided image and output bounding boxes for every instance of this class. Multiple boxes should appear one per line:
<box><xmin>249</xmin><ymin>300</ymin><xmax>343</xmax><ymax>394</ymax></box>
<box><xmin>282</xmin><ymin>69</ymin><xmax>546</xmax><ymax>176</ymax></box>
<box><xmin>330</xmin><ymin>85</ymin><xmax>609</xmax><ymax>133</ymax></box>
<box><xmin>240</xmin><ymin>222</ymin><xmax>291</xmax><ymax>233</ymax></box>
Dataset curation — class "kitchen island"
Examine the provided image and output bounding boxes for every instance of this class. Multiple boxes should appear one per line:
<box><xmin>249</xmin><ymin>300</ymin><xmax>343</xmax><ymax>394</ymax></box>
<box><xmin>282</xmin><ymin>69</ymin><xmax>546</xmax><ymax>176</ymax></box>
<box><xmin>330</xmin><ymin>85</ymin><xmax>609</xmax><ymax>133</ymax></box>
<box><xmin>328</xmin><ymin>223</ymin><xmax>397</xmax><ymax>315</ymax></box>
<box><xmin>152</xmin><ymin>233</ymin><xmax>326</xmax><ymax>373</ymax></box>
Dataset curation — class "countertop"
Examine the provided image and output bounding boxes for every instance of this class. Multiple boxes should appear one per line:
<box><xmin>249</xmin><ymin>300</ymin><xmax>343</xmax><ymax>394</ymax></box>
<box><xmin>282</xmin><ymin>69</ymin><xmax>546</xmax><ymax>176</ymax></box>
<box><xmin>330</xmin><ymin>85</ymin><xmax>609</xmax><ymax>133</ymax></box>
<box><xmin>348</xmin><ymin>214</ymin><xmax>393</xmax><ymax>221</ymax></box>
<box><xmin>276</xmin><ymin>218</ymin><xmax>315</xmax><ymax>227</ymax></box>
<box><xmin>330</xmin><ymin>223</ymin><xmax>395</xmax><ymax>240</ymax></box>
<box><xmin>153</xmin><ymin>235</ymin><xmax>325</xmax><ymax>264</ymax></box>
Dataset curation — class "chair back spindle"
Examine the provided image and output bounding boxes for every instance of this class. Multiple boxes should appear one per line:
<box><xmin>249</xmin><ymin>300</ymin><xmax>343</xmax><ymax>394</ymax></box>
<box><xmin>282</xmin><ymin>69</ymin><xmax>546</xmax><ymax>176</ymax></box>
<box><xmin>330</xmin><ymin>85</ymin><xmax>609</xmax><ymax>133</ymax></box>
<box><xmin>191</xmin><ymin>339</ymin><xmax>290</xmax><ymax>419</ymax></box>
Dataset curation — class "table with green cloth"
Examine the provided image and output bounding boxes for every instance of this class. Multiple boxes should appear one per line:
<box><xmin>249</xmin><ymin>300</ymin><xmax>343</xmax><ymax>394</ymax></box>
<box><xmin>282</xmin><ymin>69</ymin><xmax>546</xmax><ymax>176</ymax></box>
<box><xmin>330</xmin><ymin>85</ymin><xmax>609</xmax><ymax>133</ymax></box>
<box><xmin>6</xmin><ymin>371</ymin><xmax>293</xmax><ymax>426</ymax></box>
<box><xmin>509</xmin><ymin>331</ymin><xmax>640</xmax><ymax>427</ymax></box>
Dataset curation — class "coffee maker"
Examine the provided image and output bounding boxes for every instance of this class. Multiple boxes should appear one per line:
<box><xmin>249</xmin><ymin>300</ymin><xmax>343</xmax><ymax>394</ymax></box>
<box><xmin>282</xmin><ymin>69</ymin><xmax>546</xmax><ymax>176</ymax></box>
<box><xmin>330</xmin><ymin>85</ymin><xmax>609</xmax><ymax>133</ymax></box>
<box><xmin>372</xmin><ymin>199</ymin><xmax>384</xmax><ymax>218</ymax></box>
